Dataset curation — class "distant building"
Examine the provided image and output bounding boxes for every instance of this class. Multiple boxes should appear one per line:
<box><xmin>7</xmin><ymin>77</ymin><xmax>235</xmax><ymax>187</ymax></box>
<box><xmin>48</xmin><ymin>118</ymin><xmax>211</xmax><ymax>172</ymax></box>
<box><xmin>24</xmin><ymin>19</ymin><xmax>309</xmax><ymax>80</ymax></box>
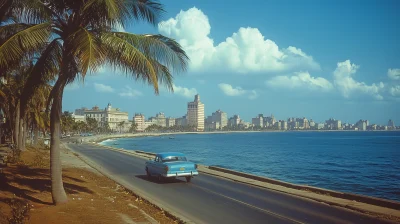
<box><xmin>206</xmin><ymin>110</ymin><xmax>227</xmax><ymax>130</ymax></box>
<box><xmin>252</xmin><ymin>114</ymin><xmax>263</xmax><ymax>127</ymax></box>
<box><xmin>205</xmin><ymin>122</ymin><xmax>220</xmax><ymax>131</ymax></box>
<box><xmin>149</xmin><ymin>112</ymin><xmax>167</xmax><ymax>127</ymax></box>
<box><xmin>334</xmin><ymin>120</ymin><xmax>342</xmax><ymax>130</ymax></box>
<box><xmin>75</xmin><ymin>103</ymin><xmax>129</xmax><ymax>132</ymax></box>
<box><xmin>166</xmin><ymin>117</ymin><xmax>176</xmax><ymax>128</ymax></box>
<box><xmin>316</xmin><ymin>123</ymin><xmax>325</xmax><ymax>130</ymax></box>
<box><xmin>228</xmin><ymin>115</ymin><xmax>241</xmax><ymax>127</ymax></box>
<box><xmin>72</xmin><ymin>113</ymin><xmax>85</xmax><ymax>122</ymax></box>
<box><xmin>187</xmin><ymin>94</ymin><xmax>205</xmax><ymax>131</ymax></box>
<box><xmin>280</xmin><ymin>120</ymin><xmax>287</xmax><ymax>130</ymax></box>
<box><xmin>388</xmin><ymin>119</ymin><xmax>395</xmax><ymax>129</ymax></box>
<box><xmin>133</xmin><ymin>113</ymin><xmax>146</xmax><ymax>132</ymax></box>
<box><xmin>356</xmin><ymin>119</ymin><xmax>367</xmax><ymax>131</ymax></box>
<box><xmin>175</xmin><ymin>115</ymin><xmax>187</xmax><ymax>127</ymax></box>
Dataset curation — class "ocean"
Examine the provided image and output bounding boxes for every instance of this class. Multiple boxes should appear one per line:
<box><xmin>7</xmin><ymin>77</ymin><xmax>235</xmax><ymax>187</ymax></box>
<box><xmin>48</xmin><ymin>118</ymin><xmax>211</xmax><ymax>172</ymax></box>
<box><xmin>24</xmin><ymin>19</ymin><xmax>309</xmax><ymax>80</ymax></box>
<box><xmin>100</xmin><ymin>131</ymin><xmax>400</xmax><ymax>202</ymax></box>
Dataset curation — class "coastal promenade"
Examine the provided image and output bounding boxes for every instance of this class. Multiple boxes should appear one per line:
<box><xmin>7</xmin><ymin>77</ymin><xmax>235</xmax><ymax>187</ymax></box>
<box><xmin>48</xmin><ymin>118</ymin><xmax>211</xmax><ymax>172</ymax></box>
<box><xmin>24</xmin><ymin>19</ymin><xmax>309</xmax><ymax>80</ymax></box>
<box><xmin>65</xmin><ymin>138</ymin><xmax>400</xmax><ymax>224</ymax></box>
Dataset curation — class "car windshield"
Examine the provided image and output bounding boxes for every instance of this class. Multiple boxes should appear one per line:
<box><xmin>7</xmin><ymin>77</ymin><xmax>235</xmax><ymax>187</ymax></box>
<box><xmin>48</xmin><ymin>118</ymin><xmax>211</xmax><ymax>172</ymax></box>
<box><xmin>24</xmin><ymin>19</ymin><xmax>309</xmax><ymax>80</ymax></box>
<box><xmin>162</xmin><ymin>156</ymin><xmax>187</xmax><ymax>162</ymax></box>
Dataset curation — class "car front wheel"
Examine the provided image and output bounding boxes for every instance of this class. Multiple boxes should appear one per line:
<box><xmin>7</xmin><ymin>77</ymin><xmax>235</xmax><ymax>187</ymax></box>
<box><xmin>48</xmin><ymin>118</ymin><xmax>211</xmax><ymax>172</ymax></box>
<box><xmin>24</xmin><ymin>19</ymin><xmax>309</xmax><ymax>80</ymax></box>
<box><xmin>185</xmin><ymin>176</ymin><xmax>192</xmax><ymax>183</ymax></box>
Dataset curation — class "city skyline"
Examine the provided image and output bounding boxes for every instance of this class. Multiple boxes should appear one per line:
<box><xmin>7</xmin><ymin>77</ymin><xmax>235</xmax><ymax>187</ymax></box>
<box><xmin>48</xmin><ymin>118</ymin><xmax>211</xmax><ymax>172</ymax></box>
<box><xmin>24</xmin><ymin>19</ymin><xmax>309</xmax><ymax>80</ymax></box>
<box><xmin>63</xmin><ymin>0</ymin><xmax>400</xmax><ymax>125</ymax></box>
<box><xmin>70</xmin><ymin>98</ymin><xmax>397</xmax><ymax>129</ymax></box>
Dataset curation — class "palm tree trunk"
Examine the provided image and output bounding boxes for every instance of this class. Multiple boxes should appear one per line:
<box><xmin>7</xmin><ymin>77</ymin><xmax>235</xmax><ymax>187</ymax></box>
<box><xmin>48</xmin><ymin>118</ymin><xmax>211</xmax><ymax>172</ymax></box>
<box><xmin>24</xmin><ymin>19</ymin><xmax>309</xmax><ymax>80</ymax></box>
<box><xmin>50</xmin><ymin>79</ymin><xmax>68</xmax><ymax>205</ymax></box>
<box><xmin>14</xmin><ymin>102</ymin><xmax>20</xmax><ymax>147</ymax></box>
<box><xmin>18</xmin><ymin>114</ymin><xmax>25</xmax><ymax>151</ymax></box>
<box><xmin>22</xmin><ymin>118</ymin><xmax>27</xmax><ymax>148</ymax></box>
<box><xmin>33</xmin><ymin>125</ymin><xmax>39</xmax><ymax>146</ymax></box>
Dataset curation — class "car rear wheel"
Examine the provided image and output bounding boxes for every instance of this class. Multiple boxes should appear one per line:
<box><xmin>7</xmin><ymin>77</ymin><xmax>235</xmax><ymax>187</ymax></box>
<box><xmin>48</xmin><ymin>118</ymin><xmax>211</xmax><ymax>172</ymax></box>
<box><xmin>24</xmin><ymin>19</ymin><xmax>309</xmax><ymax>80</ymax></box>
<box><xmin>185</xmin><ymin>176</ymin><xmax>192</xmax><ymax>183</ymax></box>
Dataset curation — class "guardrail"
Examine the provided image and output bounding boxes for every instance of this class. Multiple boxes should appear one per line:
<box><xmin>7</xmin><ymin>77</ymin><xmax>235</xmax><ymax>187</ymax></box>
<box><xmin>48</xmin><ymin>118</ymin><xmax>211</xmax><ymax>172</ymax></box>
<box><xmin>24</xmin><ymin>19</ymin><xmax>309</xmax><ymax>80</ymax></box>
<box><xmin>208</xmin><ymin>166</ymin><xmax>400</xmax><ymax>210</ymax></box>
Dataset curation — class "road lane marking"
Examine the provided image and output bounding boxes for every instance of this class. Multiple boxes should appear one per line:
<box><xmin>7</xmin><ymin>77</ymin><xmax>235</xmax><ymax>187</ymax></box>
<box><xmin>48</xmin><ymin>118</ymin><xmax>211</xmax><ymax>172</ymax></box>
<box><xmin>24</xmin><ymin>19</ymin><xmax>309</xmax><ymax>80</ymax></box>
<box><xmin>192</xmin><ymin>184</ymin><xmax>305</xmax><ymax>224</ymax></box>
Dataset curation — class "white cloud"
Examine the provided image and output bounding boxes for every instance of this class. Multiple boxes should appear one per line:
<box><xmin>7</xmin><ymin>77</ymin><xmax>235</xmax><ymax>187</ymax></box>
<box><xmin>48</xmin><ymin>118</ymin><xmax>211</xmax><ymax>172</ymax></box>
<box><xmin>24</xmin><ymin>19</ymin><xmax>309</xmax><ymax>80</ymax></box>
<box><xmin>266</xmin><ymin>71</ymin><xmax>333</xmax><ymax>91</ymax></box>
<box><xmin>333</xmin><ymin>60</ymin><xmax>384</xmax><ymax>100</ymax></box>
<box><xmin>218</xmin><ymin>83</ymin><xmax>247</xmax><ymax>96</ymax></box>
<box><xmin>218</xmin><ymin>83</ymin><xmax>258</xmax><ymax>100</ymax></box>
<box><xmin>390</xmin><ymin>85</ymin><xmax>400</xmax><ymax>97</ymax></box>
<box><xmin>173</xmin><ymin>84</ymin><xmax>197</xmax><ymax>99</ymax></box>
<box><xmin>388</xmin><ymin>68</ymin><xmax>400</xmax><ymax>80</ymax></box>
<box><xmin>119</xmin><ymin>86</ymin><xmax>143</xmax><ymax>98</ymax></box>
<box><xmin>159</xmin><ymin>7</ymin><xmax>320</xmax><ymax>74</ymax></box>
<box><xmin>94</xmin><ymin>83</ymin><xmax>114</xmax><ymax>93</ymax></box>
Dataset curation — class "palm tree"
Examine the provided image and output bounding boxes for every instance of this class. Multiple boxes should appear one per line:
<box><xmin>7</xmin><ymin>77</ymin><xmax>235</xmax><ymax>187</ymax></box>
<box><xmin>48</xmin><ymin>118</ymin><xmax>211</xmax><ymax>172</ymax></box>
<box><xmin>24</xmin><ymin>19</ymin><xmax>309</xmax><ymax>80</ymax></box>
<box><xmin>0</xmin><ymin>0</ymin><xmax>188</xmax><ymax>205</ymax></box>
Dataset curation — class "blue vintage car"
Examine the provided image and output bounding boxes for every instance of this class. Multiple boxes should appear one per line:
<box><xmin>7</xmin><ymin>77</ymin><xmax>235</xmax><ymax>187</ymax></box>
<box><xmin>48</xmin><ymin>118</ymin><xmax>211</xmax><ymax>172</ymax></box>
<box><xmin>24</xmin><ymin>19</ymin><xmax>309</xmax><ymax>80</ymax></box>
<box><xmin>145</xmin><ymin>152</ymin><xmax>199</xmax><ymax>182</ymax></box>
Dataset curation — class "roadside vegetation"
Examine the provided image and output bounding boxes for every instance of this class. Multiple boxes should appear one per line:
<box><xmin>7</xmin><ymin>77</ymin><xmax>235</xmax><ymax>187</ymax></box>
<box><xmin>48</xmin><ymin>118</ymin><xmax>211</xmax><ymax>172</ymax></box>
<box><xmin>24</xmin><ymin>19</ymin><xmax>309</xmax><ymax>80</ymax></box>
<box><xmin>0</xmin><ymin>0</ymin><xmax>188</xmax><ymax>207</ymax></box>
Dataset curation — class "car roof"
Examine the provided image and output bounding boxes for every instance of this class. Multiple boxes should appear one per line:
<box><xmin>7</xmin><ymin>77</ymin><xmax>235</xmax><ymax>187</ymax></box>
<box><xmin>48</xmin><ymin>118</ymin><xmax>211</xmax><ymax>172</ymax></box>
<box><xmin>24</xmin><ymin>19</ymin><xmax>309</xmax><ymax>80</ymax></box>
<box><xmin>157</xmin><ymin>152</ymin><xmax>186</xmax><ymax>158</ymax></box>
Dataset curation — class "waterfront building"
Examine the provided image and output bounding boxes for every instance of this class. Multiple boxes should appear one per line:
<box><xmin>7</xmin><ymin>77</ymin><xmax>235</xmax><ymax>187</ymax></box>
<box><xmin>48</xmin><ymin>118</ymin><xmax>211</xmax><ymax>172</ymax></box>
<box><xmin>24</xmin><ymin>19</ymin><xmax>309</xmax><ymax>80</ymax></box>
<box><xmin>206</xmin><ymin>110</ymin><xmax>228</xmax><ymax>129</ymax></box>
<box><xmin>187</xmin><ymin>94</ymin><xmax>205</xmax><ymax>131</ymax></box>
<box><xmin>309</xmin><ymin>120</ymin><xmax>316</xmax><ymax>129</ymax></box>
<box><xmin>334</xmin><ymin>120</ymin><xmax>342</xmax><ymax>130</ymax></box>
<box><xmin>263</xmin><ymin>114</ymin><xmax>276</xmax><ymax>128</ymax></box>
<box><xmin>148</xmin><ymin>112</ymin><xmax>167</xmax><ymax>127</ymax></box>
<box><xmin>71</xmin><ymin>113</ymin><xmax>85</xmax><ymax>122</ymax></box>
<box><xmin>75</xmin><ymin>103</ymin><xmax>129</xmax><ymax>132</ymax></box>
<box><xmin>175</xmin><ymin>115</ymin><xmax>187</xmax><ymax>127</ymax></box>
<box><xmin>239</xmin><ymin>121</ymin><xmax>251</xmax><ymax>129</ymax></box>
<box><xmin>388</xmin><ymin>119</ymin><xmax>395</xmax><ymax>129</ymax></box>
<box><xmin>228</xmin><ymin>115</ymin><xmax>241</xmax><ymax>127</ymax></box>
<box><xmin>356</xmin><ymin>119</ymin><xmax>367</xmax><ymax>131</ymax></box>
<box><xmin>205</xmin><ymin>122</ymin><xmax>220</xmax><ymax>131</ymax></box>
<box><xmin>252</xmin><ymin>114</ymin><xmax>263</xmax><ymax>127</ymax></box>
<box><xmin>280</xmin><ymin>120</ymin><xmax>288</xmax><ymax>130</ymax></box>
<box><xmin>166</xmin><ymin>117</ymin><xmax>176</xmax><ymax>127</ymax></box>
<box><xmin>316</xmin><ymin>123</ymin><xmax>325</xmax><ymax>130</ymax></box>
<box><xmin>133</xmin><ymin>113</ymin><xmax>146</xmax><ymax>132</ymax></box>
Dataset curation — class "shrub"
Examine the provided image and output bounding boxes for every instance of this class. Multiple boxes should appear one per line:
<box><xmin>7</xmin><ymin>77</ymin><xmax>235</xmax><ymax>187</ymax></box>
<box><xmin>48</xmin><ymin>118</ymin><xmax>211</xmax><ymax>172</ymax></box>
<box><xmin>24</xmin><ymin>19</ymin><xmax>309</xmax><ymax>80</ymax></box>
<box><xmin>8</xmin><ymin>198</ymin><xmax>30</xmax><ymax>224</ymax></box>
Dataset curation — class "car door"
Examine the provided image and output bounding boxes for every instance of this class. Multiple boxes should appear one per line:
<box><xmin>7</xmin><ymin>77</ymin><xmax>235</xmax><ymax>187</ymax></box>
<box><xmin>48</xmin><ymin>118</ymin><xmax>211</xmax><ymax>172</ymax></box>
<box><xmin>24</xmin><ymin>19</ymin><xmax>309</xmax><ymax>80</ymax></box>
<box><xmin>149</xmin><ymin>156</ymin><xmax>160</xmax><ymax>174</ymax></box>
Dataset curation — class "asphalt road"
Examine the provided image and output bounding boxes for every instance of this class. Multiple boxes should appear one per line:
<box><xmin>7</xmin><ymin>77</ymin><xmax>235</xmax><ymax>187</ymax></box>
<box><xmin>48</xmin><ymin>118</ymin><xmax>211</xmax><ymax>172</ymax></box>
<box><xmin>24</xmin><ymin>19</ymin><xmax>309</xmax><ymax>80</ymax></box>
<box><xmin>67</xmin><ymin>143</ymin><xmax>394</xmax><ymax>224</ymax></box>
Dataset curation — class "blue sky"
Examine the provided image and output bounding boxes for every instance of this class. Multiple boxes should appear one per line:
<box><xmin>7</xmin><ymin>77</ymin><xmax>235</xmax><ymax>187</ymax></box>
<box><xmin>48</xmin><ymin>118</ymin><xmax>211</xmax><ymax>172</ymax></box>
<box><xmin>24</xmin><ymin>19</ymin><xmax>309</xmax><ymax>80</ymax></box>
<box><xmin>63</xmin><ymin>0</ymin><xmax>400</xmax><ymax>125</ymax></box>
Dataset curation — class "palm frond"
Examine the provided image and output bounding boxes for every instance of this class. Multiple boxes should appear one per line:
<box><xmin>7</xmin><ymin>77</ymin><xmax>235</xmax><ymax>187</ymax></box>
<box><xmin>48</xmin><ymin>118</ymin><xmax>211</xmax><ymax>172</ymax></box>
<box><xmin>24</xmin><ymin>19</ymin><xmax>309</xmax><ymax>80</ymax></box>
<box><xmin>0</xmin><ymin>22</ymin><xmax>51</xmax><ymax>69</ymax></box>
<box><xmin>20</xmin><ymin>39</ymin><xmax>61</xmax><ymax>115</ymax></box>
<box><xmin>125</xmin><ymin>0</ymin><xmax>164</xmax><ymax>26</ymax></box>
<box><xmin>101</xmin><ymin>32</ymin><xmax>159</xmax><ymax>93</ymax></box>
<box><xmin>82</xmin><ymin>0</ymin><xmax>128</xmax><ymax>28</ymax></box>
<box><xmin>112</xmin><ymin>33</ymin><xmax>189</xmax><ymax>74</ymax></box>
<box><xmin>69</xmin><ymin>28</ymin><xmax>106</xmax><ymax>76</ymax></box>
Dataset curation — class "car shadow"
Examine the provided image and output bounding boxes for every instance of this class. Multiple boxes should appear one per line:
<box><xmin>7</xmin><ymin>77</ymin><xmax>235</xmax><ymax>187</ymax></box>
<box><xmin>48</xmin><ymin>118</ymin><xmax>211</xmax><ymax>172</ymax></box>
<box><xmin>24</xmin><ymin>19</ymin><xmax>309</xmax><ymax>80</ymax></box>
<box><xmin>135</xmin><ymin>175</ymin><xmax>187</xmax><ymax>184</ymax></box>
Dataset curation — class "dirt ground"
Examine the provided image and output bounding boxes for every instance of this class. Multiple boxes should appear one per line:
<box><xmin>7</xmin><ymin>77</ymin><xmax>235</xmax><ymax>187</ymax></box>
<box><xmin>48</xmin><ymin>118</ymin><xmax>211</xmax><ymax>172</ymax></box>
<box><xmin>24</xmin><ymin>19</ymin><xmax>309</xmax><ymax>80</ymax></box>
<box><xmin>0</xmin><ymin>146</ymin><xmax>178</xmax><ymax>224</ymax></box>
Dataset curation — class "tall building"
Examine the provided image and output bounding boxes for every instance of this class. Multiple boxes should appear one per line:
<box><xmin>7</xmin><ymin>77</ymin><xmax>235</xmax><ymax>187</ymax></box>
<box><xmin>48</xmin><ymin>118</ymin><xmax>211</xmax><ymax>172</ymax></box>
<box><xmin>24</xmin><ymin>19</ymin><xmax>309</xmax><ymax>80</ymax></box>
<box><xmin>356</xmin><ymin>119</ymin><xmax>367</xmax><ymax>131</ymax></box>
<box><xmin>206</xmin><ymin>110</ymin><xmax>228</xmax><ymax>129</ymax></box>
<box><xmin>280</xmin><ymin>120</ymin><xmax>288</xmax><ymax>130</ymax></box>
<box><xmin>187</xmin><ymin>95</ymin><xmax>205</xmax><ymax>131</ymax></box>
<box><xmin>228</xmin><ymin>115</ymin><xmax>241</xmax><ymax>127</ymax></box>
<box><xmin>388</xmin><ymin>119</ymin><xmax>395</xmax><ymax>129</ymax></box>
<box><xmin>133</xmin><ymin>113</ymin><xmax>146</xmax><ymax>132</ymax></box>
<box><xmin>252</xmin><ymin>114</ymin><xmax>263</xmax><ymax>127</ymax></box>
